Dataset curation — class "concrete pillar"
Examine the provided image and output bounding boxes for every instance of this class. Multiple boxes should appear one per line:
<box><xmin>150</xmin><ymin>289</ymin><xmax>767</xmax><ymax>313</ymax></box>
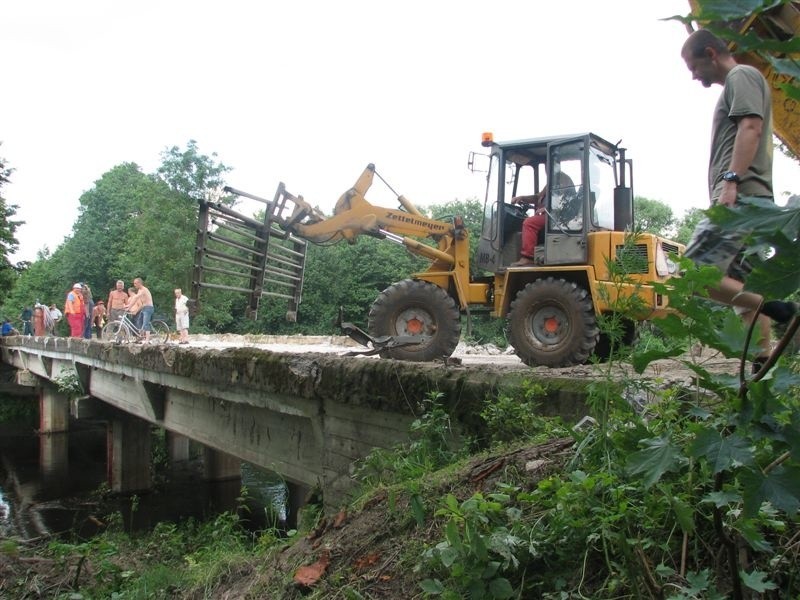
<box><xmin>166</xmin><ymin>431</ymin><xmax>191</xmax><ymax>465</ymax></box>
<box><xmin>285</xmin><ymin>481</ymin><xmax>311</xmax><ymax>530</ymax></box>
<box><xmin>107</xmin><ymin>414</ymin><xmax>152</xmax><ymax>493</ymax></box>
<box><xmin>202</xmin><ymin>447</ymin><xmax>241</xmax><ymax>481</ymax></box>
<box><xmin>39</xmin><ymin>431</ymin><xmax>69</xmax><ymax>482</ymax></box>
<box><xmin>39</xmin><ymin>385</ymin><xmax>69</xmax><ymax>433</ymax></box>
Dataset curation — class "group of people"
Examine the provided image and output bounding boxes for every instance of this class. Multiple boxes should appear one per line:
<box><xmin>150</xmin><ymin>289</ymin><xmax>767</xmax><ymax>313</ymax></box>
<box><xmin>3</xmin><ymin>279</ymin><xmax>190</xmax><ymax>344</ymax></box>
<box><xmin>62</xmin><ymin>278</ymin><xmax>190</xmax><ymax>343</ymax></box>
<box><xmin>2</xmin><ymin>304</ymin><xmax>63</xmax><ymax>337</ymax></box>
<box><xmin>64</xmin><ymin>277</ymin><xmax>156</xmax><ymax>340</ymax></box>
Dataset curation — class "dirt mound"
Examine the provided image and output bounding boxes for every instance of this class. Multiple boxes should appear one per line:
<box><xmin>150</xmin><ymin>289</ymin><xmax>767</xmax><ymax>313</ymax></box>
<box><xmin>237</xmin><ymin>438</ymin><xmax>575</xmax><ymax>599</ymax></box>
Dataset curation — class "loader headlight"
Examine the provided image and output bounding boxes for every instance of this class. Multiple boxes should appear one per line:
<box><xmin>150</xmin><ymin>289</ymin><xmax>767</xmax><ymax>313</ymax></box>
<box><xmin>655</xmin><ymin>242</ymin><xmax>677</xmax><ymax>277</ymax></box>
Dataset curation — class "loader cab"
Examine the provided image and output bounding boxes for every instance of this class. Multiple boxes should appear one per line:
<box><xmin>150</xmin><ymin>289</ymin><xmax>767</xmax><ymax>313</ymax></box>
<box><xmin>474</xmin><ymin>133</ymin><xmax>626</xmax><ymax>272</ymax></box>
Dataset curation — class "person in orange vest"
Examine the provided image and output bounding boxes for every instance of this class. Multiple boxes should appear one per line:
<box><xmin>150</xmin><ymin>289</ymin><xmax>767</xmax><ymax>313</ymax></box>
<box><xmin>64</xmin><ymin>283</ymin><xmax>85</xmax><ymax>338</ymax></box>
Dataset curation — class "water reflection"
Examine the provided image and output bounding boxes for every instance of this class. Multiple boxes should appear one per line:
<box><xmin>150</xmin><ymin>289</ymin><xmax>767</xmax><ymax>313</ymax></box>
<box><xmin>0</xmin><ymin>420</ymin><xmax>288</xmax><ymax>540</ymax></box>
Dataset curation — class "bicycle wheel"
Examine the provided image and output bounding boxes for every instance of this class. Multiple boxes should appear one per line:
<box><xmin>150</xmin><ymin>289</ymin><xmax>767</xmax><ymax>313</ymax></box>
<box><xmin>102</xmin><ymin>320</ymin><xmax>130</xmax><ymax>343</ymax></box>
<box><xmin>149</xmin><ymin>320</ymin><xmax>171</xmax><ymax>344</ymax></box>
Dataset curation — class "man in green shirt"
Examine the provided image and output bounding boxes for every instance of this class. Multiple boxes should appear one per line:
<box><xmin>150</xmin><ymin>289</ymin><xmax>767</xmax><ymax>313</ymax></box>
<box><xmin>681</xmin><ymin>29</ymin><xmax>796</xmax><ymax>367</ymax></box>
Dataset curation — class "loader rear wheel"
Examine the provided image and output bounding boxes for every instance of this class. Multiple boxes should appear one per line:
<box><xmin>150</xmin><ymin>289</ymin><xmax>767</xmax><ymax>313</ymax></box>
<box><xmin>368</xmin><ymin>279</ymin><xmax>461</xmax><ymax>362</ymax></box>
<box><xmin>508</xmin><ymin>277</ymin><xmax>599</xmax><ymax>367</ymax></box>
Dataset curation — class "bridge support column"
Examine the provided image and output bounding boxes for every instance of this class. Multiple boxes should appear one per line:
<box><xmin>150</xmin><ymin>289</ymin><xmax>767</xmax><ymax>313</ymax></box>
<box><xmin>286</xmin><ymin>481</ymin><xmax>311</xmax><ymax>530</ymax></box>
<box><xmin>166</xmin><ymin>431</ymin><xmax>191</xmax><ymax>466</ymax></box>
<box><xmin>202</xmin><ymin>448</ymin><xmax>240</xmax><ymax>481</ymax></box>
<box><xmin>107</xmin><ymin>413</ymin><xmax>152</xmax><ymax>493</ymax></box>
<box><xmin>39</xmin><ymin>431</ymin><xmax>69</xmax><ymax>482</ymax></box>
<box><xmin>39</xmin><ymin>384</ymin><xmax>69</xmax><ymax>433</ymax></box>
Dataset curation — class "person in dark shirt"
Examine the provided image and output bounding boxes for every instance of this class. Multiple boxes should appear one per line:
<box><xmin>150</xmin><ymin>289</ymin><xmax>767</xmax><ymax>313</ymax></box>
<box><xmin>19</xmin><ymin>306</ymin><xmax>32</xmax><ymax>335</ymax></box>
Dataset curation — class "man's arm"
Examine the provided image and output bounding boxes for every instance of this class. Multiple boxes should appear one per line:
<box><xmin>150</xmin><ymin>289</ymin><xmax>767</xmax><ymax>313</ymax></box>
<box><xmin>512</xmin><ymin>187</ymin><xmax>546</xmax><ymax>208</ymax></box>
<box><xmin>718</xmin><ymin>114</ymin><xmax>763</xmax><ymax>207</ymax></box>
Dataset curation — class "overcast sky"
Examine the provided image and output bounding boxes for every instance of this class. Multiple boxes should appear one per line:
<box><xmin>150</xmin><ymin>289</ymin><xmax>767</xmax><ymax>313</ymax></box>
<box><xmin>2</xmin><ymin>0</ymin><xmax>798</xmax><ymax>263</ymax></box>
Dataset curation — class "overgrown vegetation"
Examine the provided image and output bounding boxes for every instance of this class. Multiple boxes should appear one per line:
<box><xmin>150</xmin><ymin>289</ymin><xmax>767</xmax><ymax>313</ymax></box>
<box><xmin>1</xmin><ymin>1</ymin><xmax>798</xmax><ymax>598</ymax></box>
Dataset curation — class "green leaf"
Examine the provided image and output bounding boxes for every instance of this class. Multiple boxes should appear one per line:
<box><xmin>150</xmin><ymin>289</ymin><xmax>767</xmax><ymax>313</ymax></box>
<box><xmin>670</xmin><ymin>496</ymin><xmax>695</xmax><ymax>534</ymax></box>
<box><xmin>467</xmin><ymin>523</ymin><xmax>489</xmax><ymax>562</ymax></box>
<box><xmin>770</xmin><ymin>367</ymin><xmax>800</xmax><ymax>394</ymax></box>
<box><xmin>703</xmin><ymin>490</ymin><xmax>741</xmax><ymax>507</ymax></box>
<box><xmin>626</xmin><ymin>435</ymin><xmax>686</xmax><ymax>488</ymax></box>
<box><xmin>655</xmin><ymin>563</ymin><xmax>675</xmax><ymax>578</ymax></box>
<box><xmin>420</xmin><ymin>578</ymin><xmax>444</xmax><ymax>595</ymax></box>
<box><xmin>736</xmin><ymin>518</ymin><xmax>773</xmax><ymax>553</ymax></box>
<box><xmin>481</xmin><ymin>561</ymin><xmax>501</xmax><ymax>579</ymax></box>
<box><xmin>691</xmin><ymin>0</ymin><xmax>767</xmax><ymax>21</ymax></box>
<box><xmin>445</xmin><ymin>519</ymin><xmax>462</xmax><ymax>551</ymax></box>
<box><xmin>744</xmin><ymin>233</ymin><xmax>800</xmax><ymax>298</ymax></box>
<box><xmin>488</xmin><ymin>577</ymin><xmax>514</xmax><ymax>599</ymax></box>
<box><xmin>684</xmin><ymin>568</ymin><xmax>712</xmax><ymax>595</ymax></box>
<box><xmin>689</xmin><ymin>429</ymin><xmax>754</xmax><ymax>473</ymax></box>
<box><xmin>631</xmin><ymin>345</ymin><xmax>685</xmax><ymax>373</ymax></box>
<box><xmin>439</xmin><ymin>546</ymin><xmax>459</xmax><ymax>569</ymax></box>
<box><xmin>410</xmin><ymin>494</ymin><xmax>426</xmax><ymax>527</ymax></box>
<box><xmin>740</xmin><ymin>465</ymin><xmax>800</xmax><ymax>518</ymax></box>
<box><xmin>715</xmin><ymin>311</ymin><xmax>762</xmax><ymax>358</ymax></box>
<box><xmin>769</xmin><ymin>55</ymin><xmax>800</xmax><ymax>77</ymax></box>
<box><xmin>706</xmin><ymin>200</ymin><xmax>800</xmax><ymax>298</ymax></box>
<box><xmin>739</xmin><ymin>569</ymin><xmax>778</xmax><ymax>593</ymax></box>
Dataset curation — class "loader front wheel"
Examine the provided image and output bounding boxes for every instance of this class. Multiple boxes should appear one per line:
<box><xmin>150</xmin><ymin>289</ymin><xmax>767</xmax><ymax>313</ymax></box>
<box><xmin>508</xmin><ymin>277</ymin><xmax>599</xmax><ymax>367</ymax></box>
<box><xmin>368</xmin><ymin>279</ymin><xmax>461</xmax><ymax>362</ymax></box>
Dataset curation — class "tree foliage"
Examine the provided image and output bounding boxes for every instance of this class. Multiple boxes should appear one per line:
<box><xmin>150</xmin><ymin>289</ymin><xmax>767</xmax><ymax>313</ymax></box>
<box><xmin>155</xmin><ymin>140</ymin><xmax>231</xmax><ymax>200</ymax></box>
<box><xmin>634</xmin><ymin>196</ymin><xmax>676</xmax><ymax>238</ymax></box>
<box><xmin>0</xmin><ymin>148</ymin><xmax>23</xmax><ymax>308</ymax></box>
<box><xmin>0</xmin><ymin>142</ymin><xmax>230</xmax><ymax>323</ymax></box>
<box><xmin>673</xmin><ymin>207</ymin><xmax>705</xmax><ymax>245</ymax></box>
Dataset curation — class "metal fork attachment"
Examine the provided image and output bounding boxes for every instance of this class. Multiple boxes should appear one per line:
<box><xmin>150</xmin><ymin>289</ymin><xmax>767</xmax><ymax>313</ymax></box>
<box><xmin>191</xmin><ymin>184</ymin><xmax>309</xmax><ymax>321</ymax></box>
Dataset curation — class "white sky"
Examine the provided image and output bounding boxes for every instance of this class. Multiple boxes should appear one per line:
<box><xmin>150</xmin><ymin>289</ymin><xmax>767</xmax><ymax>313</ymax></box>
<box><xmin>2</xmin><ymin>0</ymin><xmax>798</xmax><ymax>263</ymax></box>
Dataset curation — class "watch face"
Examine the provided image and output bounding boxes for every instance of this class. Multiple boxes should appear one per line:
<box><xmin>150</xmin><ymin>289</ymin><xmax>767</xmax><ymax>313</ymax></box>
<box><xmin>723</xmin><ymin>172</ymin><xmax>739</xmax><ymax>182</ymax></box>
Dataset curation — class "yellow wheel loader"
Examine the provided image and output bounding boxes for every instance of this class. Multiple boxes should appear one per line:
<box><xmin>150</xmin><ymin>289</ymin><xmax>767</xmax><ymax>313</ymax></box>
<box><xmin>194</xmin><ymin>132</ymin><xmax>682</xmax><ymax>367</ymax></box>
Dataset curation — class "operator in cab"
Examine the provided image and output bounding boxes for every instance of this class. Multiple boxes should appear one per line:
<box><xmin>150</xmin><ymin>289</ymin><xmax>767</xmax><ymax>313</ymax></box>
<box><xmin>509</xmin><ymin>171</ymin><xmax>574</xmax><ymax>267</ymax></box>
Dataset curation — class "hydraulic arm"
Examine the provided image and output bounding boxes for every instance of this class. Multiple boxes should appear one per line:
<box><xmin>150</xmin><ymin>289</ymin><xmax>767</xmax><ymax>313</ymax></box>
<box><xmin>265</xmin><ymin>163</ymin><xmax>465</xmax><ymax>269</ymax></box>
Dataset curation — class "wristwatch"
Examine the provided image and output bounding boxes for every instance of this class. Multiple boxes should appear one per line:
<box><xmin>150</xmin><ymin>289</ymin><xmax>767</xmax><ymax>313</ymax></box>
<box><xmin>722</xmin><ymin>171</ymin><xmax>740</xmax><ymax>183</ymax></box>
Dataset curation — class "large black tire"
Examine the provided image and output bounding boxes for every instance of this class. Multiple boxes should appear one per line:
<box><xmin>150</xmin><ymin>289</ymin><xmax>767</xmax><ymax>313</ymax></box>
<box><xmin>593</xmin><ymin>317</ymin><xmax>638</xmax><ymax>362</ymax></box>
<box><xmin>508</xmin><ymin>277</ymin><xmax>599</xmax><ymax>367</ymax></box>
<box><xmin>368</xmin><ymin>279</ymin><xmax>461</xmax><ymax>362</ymax></box>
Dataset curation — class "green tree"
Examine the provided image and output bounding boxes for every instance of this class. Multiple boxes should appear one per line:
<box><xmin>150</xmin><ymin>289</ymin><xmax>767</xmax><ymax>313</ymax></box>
<box><xmin>58</xmin><ymin>163</ymin><xmax>153</xmax><ymax>293</ymax></box>
<box><xmin>634</xmin><ymin>196</ymin><xmax>675</xmax><ymax>238</ymax></box>
<box><xmin>156</xmin><ymin>139</ymin><xmax>231</xmax><ymax>200</ymax></box>
<box><xmin>150</xmin><ymin>141</ymin><xmax>235</xmax><ymax>329</ymax></box>
<box><xmin>673</xmin><ymin>207</ymin><xmax>705</xmax><ymax>245</ymax></box>
<box><xmin>0</xmin><ymin>149</ymin><xmax>24</xmax><ymax>307</ymax></box>
<box><xmin>2</xmin><ymin>141</ymin><xmax>232</xmax><ymax>326</ymax></box>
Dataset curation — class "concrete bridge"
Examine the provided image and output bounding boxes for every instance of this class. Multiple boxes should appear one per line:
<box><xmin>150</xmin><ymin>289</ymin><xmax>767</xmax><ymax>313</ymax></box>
<box><xmin>0</xmin><ymin>336</ymin><xmax>589</xmax><ymax>513</ymax></box>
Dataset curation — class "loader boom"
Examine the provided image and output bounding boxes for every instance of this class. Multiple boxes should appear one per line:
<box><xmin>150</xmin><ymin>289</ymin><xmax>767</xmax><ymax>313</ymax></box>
<box><xmin>266</xmin><ymin>163</ymin><xmax>467</xmax><ymax>273</ymax></box>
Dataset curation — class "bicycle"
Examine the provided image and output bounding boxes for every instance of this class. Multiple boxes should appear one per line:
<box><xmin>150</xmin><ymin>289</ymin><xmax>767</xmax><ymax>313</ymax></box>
<box><xmin>102</xmin><ymin>311</ymin><xmax>171</xmax><ymax>344</ymax></box>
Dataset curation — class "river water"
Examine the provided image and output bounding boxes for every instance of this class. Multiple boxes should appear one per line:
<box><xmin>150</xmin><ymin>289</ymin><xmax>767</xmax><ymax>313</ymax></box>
<box><xmin>0</xmin><ymin>402</ymin><xmax>287</xmax><ymax>541</ymax></box>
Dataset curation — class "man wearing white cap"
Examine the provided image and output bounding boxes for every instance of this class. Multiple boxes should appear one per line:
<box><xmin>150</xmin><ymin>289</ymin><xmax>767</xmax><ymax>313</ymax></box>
<box><xmin>64</xmin><ymin>283</ymin><xmax>85</xmax><ymax>338</ymax></box>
